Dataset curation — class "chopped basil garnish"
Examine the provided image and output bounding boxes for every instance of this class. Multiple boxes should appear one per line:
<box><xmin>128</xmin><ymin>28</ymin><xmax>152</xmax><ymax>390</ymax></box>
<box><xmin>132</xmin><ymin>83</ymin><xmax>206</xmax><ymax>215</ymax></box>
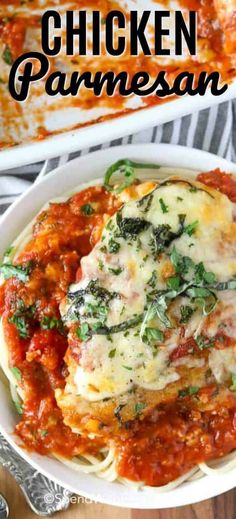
<box><xmin>109</xmin><ymin>348</ymin><xmax>116</xmax><ymax>358</ymax></box>
<box><xmin>40</xmin><ymin>430</ymin><xmax>48</xmax><ymax>437</ymax></box>
<box><xmin>10</xmin><ymin>367</ymin><xmax>22</xmax><ymax>381</ymax></box>
<box><xmin>13</xmin><ymin>400</ymin><xmax>23</xmax><ymax>415</ymax></box>
<box><xmin>104</xmin><ymin>159</ymin><xmax>160</xmax><ymax>194</ymax></box>
<box><xmin>166</xmin><ymin>276</ymin><xmax>180</xmax><ymax>291</ymax></box>
<box><xmin>230</xmin><ymin>375</ymin><xmax>236</xmax><ymax>391</ymax></box>
<box><xmin>41</xmin><ymin>316</ymin><xmax>64</xmax><ymax>333</ymax></box>
<box><xmin>3</xmin><ymin>45</ymin><xmax>13</xmax><ymax>65</ymax></box>
<box><xmin>180</xmin><ymin>305</ymin><xmax>195</xmax><ymax>324</ymax></box>
<box><xmin>147</xmin><ymin>271</ymin><xmax>157</xmax><ymax>289</ymax></box>
<box><xmin>184</xmin><ymin>220</ymin><xmax>198</xmax><ymax>237</ymax></box>
<box><xmin>179</xmin><ymin>386</ymin><xmax>199</xmax><ymax>398</ymax></box>
<box><xmin>143</xmin><ymin>327</ymin><xmax>164</xmax><ymax>345</ymax></box>
<box><xmin>135</xmin><ymin>402</ymin><xmax>146</xmax><ymax>415</ymax></box>
<box><xmin>9</xmin><ymin>315</ymin><xmax>29</xmax><ymax>339</ymax></box>
<box><xmin>108</xmin><ymin>238</ymin><xmax>120</xmax><ymax>254</ymax></box>
<box><xmin>77</xmin><ymin>323</ymin><xmax>90</xmax><ymax>341</ymax></box>
<box><xmin>108</xmin><ymin>267</ymin><xmax>123</xmax><ymax>275</ymax></box>
<box><xmin>0</xmin><ymin>263</ymin><xmax>31</xmax><ymax>282</ymax></box>
<box><xmin>196</xmin><ymin>335</ymin><xmax>214</xmax><ymax>350</ymax></box>
<box><xmin>81</xmin><ymin>204</ymin><xmax>94</xmax><ymax>215</ymax></box>
<box><xmin>159</xmin><ymin>198</ymin><xmax>168</xmax><ymax>214</ymax></box>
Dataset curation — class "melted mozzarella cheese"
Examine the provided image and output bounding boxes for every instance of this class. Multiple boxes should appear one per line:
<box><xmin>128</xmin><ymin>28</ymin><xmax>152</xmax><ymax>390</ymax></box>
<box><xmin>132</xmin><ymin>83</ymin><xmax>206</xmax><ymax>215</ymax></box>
<box><xmin>62</xmin><ymin>178</ymin><xmax>236</xmax><ymax>402</ymax></box>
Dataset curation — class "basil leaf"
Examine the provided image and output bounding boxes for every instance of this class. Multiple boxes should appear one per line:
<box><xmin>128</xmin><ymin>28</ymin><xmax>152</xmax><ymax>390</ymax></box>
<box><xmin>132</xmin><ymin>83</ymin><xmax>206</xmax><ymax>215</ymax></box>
<box><xmin>81</xmin><ymin>204</ymin><xmax>94</xmax><ymax>215</ymax></box>
<box><xmin>196</xmin><ymin>335</ymin><xmax>214</xmax><ymax>350</ymax></box>
<box><xmin>159</xmin><ymin>198</ymin><xmax>168</xmax><ymax>214</ymax></box>
<box><xmin>117</xmin><ymin>214</ymin><xmax>150</xmax><ymax>240</ymax></box>
<box><xmin>184</xmin><ymin>220</ymin><xmax>198</xmax><ymax>237</ymax></box>
<box><xmin>135</xmin><ymin>402</ymin><xmax>146</xmax><ymax>415</ymax></box>
<box><xmin>3</xmin><ymin>45</ymin><xmax>13</xmax><ymax>65</ymax></box>
<box><xmin>143</xmin><ymin>327</ymin><xmax>164</xmax><ymax>345</ymax></box>
<box><xmin>0</xmin><ymin>263</ymin><xmax>30</xmax><ymax>282</ymax></box>
<box><xmin>77</xmin><ymin>323</ymin><xmax>90</xmax><ymax>341</ymax></box>
<box><xmin>10</xmin><ymin>367</ymin><xmax>22</xmax><ymax>381</ymax></box>
<box><xmin>104</xmin><ymin>159</ymin><xmax>160</xmax><ymax>194</ymax></box>
<box><xmin>9</xmin><ymin>315</ymin><xmax>29</xmax><ymax>339</ymax></box>
<box><xmin>180</xmin><ymin>305</ymin><xmax>195</xmax><ymax>324</ymax></box>
<box><xmin>230</xmin><ymin>374</ymin><xmax>236</xmax><ymax>391</ymax></box>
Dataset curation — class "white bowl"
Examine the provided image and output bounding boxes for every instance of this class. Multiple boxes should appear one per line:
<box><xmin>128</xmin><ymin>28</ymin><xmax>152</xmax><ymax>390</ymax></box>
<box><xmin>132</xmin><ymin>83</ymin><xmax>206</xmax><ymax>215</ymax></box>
<box><xmin>0</xmin><ymin>144</ymin><xmax>236</xmax><ymax>508</ymax></box>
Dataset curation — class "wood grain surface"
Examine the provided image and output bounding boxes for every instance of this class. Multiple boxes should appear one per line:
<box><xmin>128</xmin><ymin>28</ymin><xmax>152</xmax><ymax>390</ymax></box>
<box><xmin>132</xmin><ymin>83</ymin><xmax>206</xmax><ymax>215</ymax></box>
<box><xmin>0</xmin><ymin>466</ymin><xmax>235</xmax><ymax>519</ymax></box>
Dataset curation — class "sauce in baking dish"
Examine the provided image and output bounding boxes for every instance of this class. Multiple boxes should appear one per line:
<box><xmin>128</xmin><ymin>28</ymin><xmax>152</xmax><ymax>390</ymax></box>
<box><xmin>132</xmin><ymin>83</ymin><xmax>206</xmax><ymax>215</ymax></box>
<box><xmin>0</xmin><ymin>2</ymin><xmax>235</xmax><ymax>147</ymax></box>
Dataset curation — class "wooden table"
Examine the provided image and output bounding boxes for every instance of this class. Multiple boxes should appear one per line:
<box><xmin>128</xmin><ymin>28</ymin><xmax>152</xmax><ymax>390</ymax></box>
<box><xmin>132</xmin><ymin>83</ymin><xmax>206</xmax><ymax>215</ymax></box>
<box><xmin>0</xmin><ymin>466</ymin><xmax>235</xmax><ymax>519</ymax></box>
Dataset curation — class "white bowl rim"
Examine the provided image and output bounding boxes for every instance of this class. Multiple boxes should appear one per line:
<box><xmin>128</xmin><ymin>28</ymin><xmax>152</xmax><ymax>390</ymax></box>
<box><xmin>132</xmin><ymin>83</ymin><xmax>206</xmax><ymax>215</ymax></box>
<box><xmin>0</xmin><ymin>143</ymin><xmax>236</xmax><ymax>509</ymax></box>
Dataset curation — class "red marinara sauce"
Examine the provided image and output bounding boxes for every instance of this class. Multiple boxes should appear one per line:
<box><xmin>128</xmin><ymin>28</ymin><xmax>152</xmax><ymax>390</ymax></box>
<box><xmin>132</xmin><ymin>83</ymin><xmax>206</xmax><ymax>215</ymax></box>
<box><xmin>197</xmin><ymin>169</ymin><xmax>236</xmax><ymax>203</ymax></box>
<box><xmin>117</xmin><ymin>392</ymin><xmax>236</xmax><ymax>486</ymax></box>
<box><xmin>0</xmin><ymin>186</ymin><xmax>120</xmax><ymax>456</ymax></box>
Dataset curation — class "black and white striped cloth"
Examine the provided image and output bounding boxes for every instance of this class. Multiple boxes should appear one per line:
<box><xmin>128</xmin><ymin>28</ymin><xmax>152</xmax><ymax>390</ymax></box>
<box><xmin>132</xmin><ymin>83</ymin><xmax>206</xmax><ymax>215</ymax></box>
<box><xmin>1</xmin><ymin>99</ymin><xmax>236</xmax><ymax>216</ymax></box>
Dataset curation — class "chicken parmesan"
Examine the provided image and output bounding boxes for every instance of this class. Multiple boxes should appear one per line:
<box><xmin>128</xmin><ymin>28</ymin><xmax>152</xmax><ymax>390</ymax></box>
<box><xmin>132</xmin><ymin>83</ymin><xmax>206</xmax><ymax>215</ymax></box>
<box><xmin>0</xmin><ymin>162</ymin><xmax>236</xmax><ymax>489</ymax></box>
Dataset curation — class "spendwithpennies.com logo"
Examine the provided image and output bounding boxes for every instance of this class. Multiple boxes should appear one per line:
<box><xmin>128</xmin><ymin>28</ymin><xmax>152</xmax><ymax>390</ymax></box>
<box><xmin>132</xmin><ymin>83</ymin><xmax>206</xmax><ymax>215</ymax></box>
<box><xmin>43</xmin><ymin>491</ymin><xmax>109</xmax><ymax>506</ymax></box>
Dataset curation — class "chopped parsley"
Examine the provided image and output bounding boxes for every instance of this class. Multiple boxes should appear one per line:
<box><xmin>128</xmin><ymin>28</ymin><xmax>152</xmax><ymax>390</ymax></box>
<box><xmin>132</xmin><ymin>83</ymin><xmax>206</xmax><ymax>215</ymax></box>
<box><xmin>166</xmin><ymin>276</ymin><xmax>181</xmax><ymax>291</ymax></box>
<box><xmin>104</xmin><ymin>159</ymin><xmax>160</xmax><ymax>194</ymax></box>
<box><xmin>143</xmin><ymin>327</ymin><xmax>164</xmax><ymax>345</ymax></box>
<box><xmin>3</xmin><ymin>45</ymin><xmax>13</xmax><ymax>65</ymax></box>
<box><xmin>41</xmin><ymin>316</ymin><xmax>63</xmax><ymax>332</ymax></box>
<box><xmin>108</xmin><ymin>238</ymin><xmax>120</xmax><ymax>254</ymax></box>
<box><xmin>98</xmin><ymin>259</ymin><xmax>104</xmax><ymax>271</ymax></box>
<box><xmin>230</xmin><ymin>374</ymin><xmax>236</xmax><ymax>391</ymax></box>
<box><xmin>9</xmin><ymin>315</ymin><xmax>29</xmax><ymax>339</ymax></box>
<box><xmin>179</xmin><ymin>386</ymin><xmax>199</xmax><ymax>398</ymax></box>
<box><xmin>10</xmin><ymin>367</ymin><xmax>22</xmax><ymax>381</ymax></box>
<box><xmin>81</xmin><ymin>204</ymin><xmax>94</xmax><ymax>215</ymax></box>
<box><xmin>109</xmin><ymin>348</ymin><xmax>116</xmax><ymax>358</ymax></box>
<box><xmin>135</xmin><ymin>402</ymin><xmax>146</xmax><ymax>415</ymax></box>
<box><xmin>147</xmin><ymin>271</ymin><xmax>157</xmax><ymax>289</ymax></box>
<box><xmin>40</xmin><ymin>430</ymin><xmax>48</xmax><ymax>437</ymax></box>
<box><xmin>180</xmin><ymin>305</ymin><xmax>195</xmax><ymax>324</ymax></box>
<box><xmin>13</xmin><ymin>400</ymin><xmax>23</xmax><ymax>415</ymax></box>
<box><xmin>159</xmin><ymin>198</ymin><xmax>169</xmax><ymax>214</ymax></box>
<box><xmin>108</xmin><ymin>267</ymin><xmax>123</xmax><ymax>275</ymax></box>
<box><xmin>196</xmin><ymin>335</ymin><xmax>214</xmax><ymax>350</ymax></box>
<box><xmin>122</xmin><ymin>365</ymin><xmax>132</xmax><ymax>370</ymax></box>
<box><xmin>0</xmin><ymin>263</ymin><xmax>31</xmax><ymax>282</ymax></box>
<box><xmin>77</xmin><ymin>323</ymin><xmax>90</xmax><ymax>341</ymax></box>
<box><xmin>184</xmin><ymin>220</ymin><xmax>198</xmax><ymax>237</ymax></box>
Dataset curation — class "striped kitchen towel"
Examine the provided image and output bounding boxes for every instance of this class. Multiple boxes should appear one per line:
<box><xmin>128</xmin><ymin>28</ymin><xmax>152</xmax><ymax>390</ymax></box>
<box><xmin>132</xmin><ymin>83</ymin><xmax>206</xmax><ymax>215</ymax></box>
<box><xmin>0</xmin><ymin>99</ymin><xmax>235</xmax><ymax>216</ymax></box>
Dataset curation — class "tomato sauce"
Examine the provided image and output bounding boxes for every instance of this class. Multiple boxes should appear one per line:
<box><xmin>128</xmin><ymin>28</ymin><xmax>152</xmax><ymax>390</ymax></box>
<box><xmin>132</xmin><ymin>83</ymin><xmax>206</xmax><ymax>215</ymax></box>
<box><xmin>1</xmin><ymin>177</ymin><xmax>236</xmax><ymax>485</ymax></box>
<box><xmin>0</xmin><ymin>186</ymin><xmax>120</xmax><ymax>456</ymax></box>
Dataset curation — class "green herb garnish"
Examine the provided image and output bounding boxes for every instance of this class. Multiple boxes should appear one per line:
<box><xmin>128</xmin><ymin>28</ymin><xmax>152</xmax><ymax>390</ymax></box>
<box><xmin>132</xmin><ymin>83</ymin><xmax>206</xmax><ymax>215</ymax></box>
<box><xmin>3</xmin><ymin>45</ymin><xmax>13</xmax><ymax>65</ymax></box>
<box><xmin>159</xmin><ymin>198</ymin><xmax>169</xmax><ymax>214</ymax></box>
<box><xmin>77</xmin><ymin>323</ymin><xmax>90</xmax><ymax>341</ymax></box>
<box><xmin>108</xmin><ymin>238</ymin><xmax>120</xmax><ymax>254</ymax></box>
<box><xmin>81</xmin><ymin>204</ymin><xmax>94</xmax><ymax>215</ymax></box>
<box><xmin>9</xmin><ymin>315</ymin><xmax>29</xmax><ymax>339</ymax></box>
<box><xmin>184</xmin><ymin>220</ymin><xmax>198</xmax><ymax>237</ymax></box>
<box><xmin>180</xmin><ymin>305</ymin><xmax>195</xmax><ymax>324</ymax></box>
<box><xmin>104</xmin><ymin>159</ymin><xmax>160</xmax><ymax>194</ymax></box>
<box><xmin>0</xmin><ymin>263</ymin><xmax>31</xmax><ymax>282</ymax></box>
<box><xmin>109</xmin><ymin>348</ymin><xmax>116</xmax><ymax>358</ymax></box>
<box><xmin>10</xmin><ymin>367</ymin><xmax>22</xmax><ymax>381</ymax></box>
<box><xmin>230</xmin><ymin>375</ymin><xmax>236</xmax><ymax>391</ymax></box>
<box><xmin>135</xmin><ymin>402</ymin><xmax>146</xmax><ymax>415</ymax></box>
<box><xmin>179</xmin><ymin>386</ymin><xmax>199</xmax><ymax>398</ymax></box>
